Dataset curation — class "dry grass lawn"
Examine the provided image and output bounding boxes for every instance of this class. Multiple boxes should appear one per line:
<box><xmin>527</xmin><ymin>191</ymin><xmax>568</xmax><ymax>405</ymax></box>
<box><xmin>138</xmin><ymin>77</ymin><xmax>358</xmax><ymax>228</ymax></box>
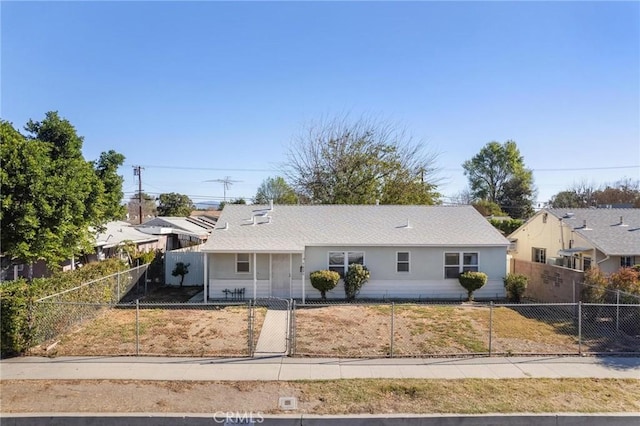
<box><xmin>294</xmin><ymin>304</ymin><xmax>581</xmax><ymax>357</ymax></box>
<box><xmin>2</xmin><ymin>378</ymin><xmax>639</xmax><ymax>414</ymax></box>
<box><xmin>32</xmin><ymin>306</ymin><xmax>266</xmax><ymax>357</ymax></box>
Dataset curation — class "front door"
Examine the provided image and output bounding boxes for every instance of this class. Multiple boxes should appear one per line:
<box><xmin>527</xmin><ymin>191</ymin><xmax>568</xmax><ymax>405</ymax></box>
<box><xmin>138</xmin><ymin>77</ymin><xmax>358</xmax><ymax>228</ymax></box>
<box><xmin>271</xmin><ymin>254</ymin><xmax>290</xmax><ymax>298</ymax></box>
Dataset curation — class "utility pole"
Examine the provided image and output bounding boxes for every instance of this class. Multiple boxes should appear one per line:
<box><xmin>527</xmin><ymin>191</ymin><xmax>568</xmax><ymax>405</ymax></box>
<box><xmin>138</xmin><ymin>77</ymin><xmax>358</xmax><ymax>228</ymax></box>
<box><xmin>133</xmin><ymin>166</ymin><xmax>144</xmax><ymax>224</ymax></box>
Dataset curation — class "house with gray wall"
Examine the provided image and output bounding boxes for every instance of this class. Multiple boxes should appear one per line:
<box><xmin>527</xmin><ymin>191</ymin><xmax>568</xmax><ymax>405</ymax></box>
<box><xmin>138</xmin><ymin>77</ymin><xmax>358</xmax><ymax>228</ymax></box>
<box><xmin>201</xmin><ymin>204</ymin><xmax>510</xmax><ymax>301</ymax></box>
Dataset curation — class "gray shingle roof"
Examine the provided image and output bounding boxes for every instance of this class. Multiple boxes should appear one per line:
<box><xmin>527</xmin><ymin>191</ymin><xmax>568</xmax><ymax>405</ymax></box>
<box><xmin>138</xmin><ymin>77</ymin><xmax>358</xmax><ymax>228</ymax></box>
<box><xmin>202</xmin><ymin>205</ymin><xmax>509</xmax><ymax>252</ymax></box>
<box><xmin>547</xmin><ymin>208</ymin><xmax>640</xmax><ymax>256</ymax></box>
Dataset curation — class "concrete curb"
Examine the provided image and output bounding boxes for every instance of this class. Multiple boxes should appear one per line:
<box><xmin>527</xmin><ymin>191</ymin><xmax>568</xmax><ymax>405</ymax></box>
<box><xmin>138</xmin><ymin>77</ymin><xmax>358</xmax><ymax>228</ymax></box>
<box><xmin>1</xmin><ymin>413</ymin><xmax>639</xmax><ymax>426</ymax></box>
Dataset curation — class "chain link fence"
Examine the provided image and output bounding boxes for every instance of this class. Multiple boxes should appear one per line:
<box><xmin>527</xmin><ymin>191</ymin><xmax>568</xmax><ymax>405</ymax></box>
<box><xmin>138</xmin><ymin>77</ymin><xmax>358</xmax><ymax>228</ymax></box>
<box><xmin>29</xmin><ymin>276</ymin><xmax>639</xmax><ymax>358</ymax></box>
<box><xmin>31</xmin><ymin>264</ymin><xmax>149</xmax><ymax>345</ymax></box>
<box><xmin>575</xmin><ymin>280</ymin><xmax>640</xmax><ymax>304</ymax></box>
<box><xmin>290</xmin><ymin>301</ymin><xmax>640</xmax><ymax>357</ymax></box>
<box><xmin>31</xmin><ymin>300</ymin><xmax>263</xmax><ymax>357</ymax></box>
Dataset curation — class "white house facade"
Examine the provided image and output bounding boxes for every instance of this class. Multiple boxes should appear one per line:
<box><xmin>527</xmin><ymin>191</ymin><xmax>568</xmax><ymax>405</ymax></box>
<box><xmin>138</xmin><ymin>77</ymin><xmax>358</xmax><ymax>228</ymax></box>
<box><xmin>201</xmin><ymin>204</ymin><xmax>510</xmax><ymax>301</ymax></box>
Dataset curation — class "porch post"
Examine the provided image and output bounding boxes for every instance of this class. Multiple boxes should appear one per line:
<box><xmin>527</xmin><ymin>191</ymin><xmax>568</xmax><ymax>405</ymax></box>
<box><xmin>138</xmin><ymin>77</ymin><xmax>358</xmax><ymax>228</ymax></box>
<box><xmin>269</xmin><ymin>253</ymin><xmax>273</xmax><ymax>295</ymax></box>
<box><xmin>253</xmin><ymin>252</ymin><xmax>257</xmax><ymax>300</ymax></box>
<box><xmin>301</xmin><ymin>255</ymin><xmax>306</xmax><ymax>304</ymax></box>
<box><xmin>203</xmin><ymin>252</ymin><xmax>208</xmax><ymax>304</ymax></box>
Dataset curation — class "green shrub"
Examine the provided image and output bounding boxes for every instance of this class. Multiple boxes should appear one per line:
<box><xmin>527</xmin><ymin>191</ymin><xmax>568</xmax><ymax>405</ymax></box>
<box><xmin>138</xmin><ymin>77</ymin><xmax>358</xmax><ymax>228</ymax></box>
<box><xmin>503</xmin><ymin>273</ymin><xmax>528</xmax><ymax>302</ymax></box>
<box><xmin>581</xmin><ymin>267</ymin><xmax>608</xmax><ymax>303</ymax></box>
<box><xmin>458</xmin><ymin>271</ymin><xmax>488</xmax><ymax>301</ymax></box>
<box><xmin>309</xmin><ymin>270</ymin><xmax>340</xmax><ymax>300</ymax></box>
<box><xmin>344</xmin><ymin>264</ymin><xmax>370</xmax><ymax>301</ymax></box>
<box><xmin>0</xmin><ymin>258</ymin><xmax>126</xmax><ymax>358</ymax></box>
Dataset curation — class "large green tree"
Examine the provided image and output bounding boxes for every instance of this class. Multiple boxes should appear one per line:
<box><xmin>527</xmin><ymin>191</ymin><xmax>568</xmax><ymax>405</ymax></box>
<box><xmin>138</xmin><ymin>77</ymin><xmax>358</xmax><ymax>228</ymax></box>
<box><xmin>93</xmin><ymin>150</ymin><xmax>126</xmax><ymax>220</ymax></box>
<box><xmin>1</xmin><ymin>112</ymin><xmax>123</xmax><ymax>274</ymax></box>
<box><xmin>462</xmin><ymin>141</ymin><xmax>535</xmax><ymax>219</ymax></box>
<box><xmin>253</xmin><ymin>176</ymin><xmax>298</xmax><ymax>205</ymax></box>
<box><xmin>283</xmin><ymin>115</ymin><xmax>440</xmax><ymax>205</ymax></box>
<box><xmin>157</xmin><ymin>192</ymin><xmax>194</xmax><ymax>217</ymax></box>
<box><xmin>548</xmin><ymin>179</ymin><xmax>640</xmax><ymax>208</ymax></box>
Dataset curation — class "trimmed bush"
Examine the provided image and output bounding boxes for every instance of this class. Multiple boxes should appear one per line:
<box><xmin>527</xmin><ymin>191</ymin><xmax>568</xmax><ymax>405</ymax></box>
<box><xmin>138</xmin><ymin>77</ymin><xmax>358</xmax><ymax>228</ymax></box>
<box><xmin>503</xmin><ymin>273</ymin><xmax>528</xmax><ymax>302</ymax></box>
<box><xmin>344</xmin><ymin>264</ymin><xmax>370</xmax><ymax>301</ymax></box>
<box><xmin>309</xmin><ymin>270</ymin><xmax>340</xmax><ymax>300</ymax></box>
<box><xmin>458</xmin><ymin>271</ymin><xmax>488</xmax><ymax>301</ymax></box>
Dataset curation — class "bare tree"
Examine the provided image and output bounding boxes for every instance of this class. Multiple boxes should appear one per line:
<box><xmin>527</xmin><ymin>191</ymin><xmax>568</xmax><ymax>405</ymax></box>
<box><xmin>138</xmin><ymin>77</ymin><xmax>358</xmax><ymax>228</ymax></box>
<box><xmin>283</xmin><ymin>114</ymin><xmax>441</xmax><ymax>205</ymax></box>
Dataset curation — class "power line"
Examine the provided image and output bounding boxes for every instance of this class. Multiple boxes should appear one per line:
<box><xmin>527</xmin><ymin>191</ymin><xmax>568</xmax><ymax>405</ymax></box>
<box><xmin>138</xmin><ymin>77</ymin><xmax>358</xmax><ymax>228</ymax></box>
<box><xmin>125</xmin><ymin>164</ymin><xmax>278</xmax><ymax>172</ymax></box>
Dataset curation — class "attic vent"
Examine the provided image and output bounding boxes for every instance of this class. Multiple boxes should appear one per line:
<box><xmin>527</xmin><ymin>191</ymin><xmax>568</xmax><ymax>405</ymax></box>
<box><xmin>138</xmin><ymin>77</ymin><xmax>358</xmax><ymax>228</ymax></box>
<box><xmin>618</xmin><ymin>216</ymin><xmax>629</xmax><ymax>227</ymax></box>
<box><xmin>396</xmin><ymin>219</ymin><xmax>411</xmax><ymax>229</ymax></box>
<box><xmin>222</xmin><ymin>222</ymin><xmax>229</xmax><ymax>230</ymax></box>
<box><xmin>563</xmin><ymin>212</ymin><xmax>575</xmax><ymax>219</ymax></box>
<box><xmin>581</xmin><ymin>220</ymin><xmax>591</xmax><ymax>230</ymax></box>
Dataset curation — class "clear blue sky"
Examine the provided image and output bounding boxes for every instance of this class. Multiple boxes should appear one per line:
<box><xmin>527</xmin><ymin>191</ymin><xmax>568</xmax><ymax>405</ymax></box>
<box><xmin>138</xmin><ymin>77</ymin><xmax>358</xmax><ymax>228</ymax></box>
<box><xmin>2</xmin><ymin>1</ymin><xmax>639</xmax><ymax>208</ymax></box>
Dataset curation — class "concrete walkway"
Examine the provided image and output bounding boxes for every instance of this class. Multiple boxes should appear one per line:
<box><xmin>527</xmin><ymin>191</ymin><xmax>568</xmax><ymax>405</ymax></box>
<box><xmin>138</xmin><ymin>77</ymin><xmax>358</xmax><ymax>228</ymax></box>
<box><xmin>253</xmin><ymin>309</ymin><xmax>289</xmax><ymax>356</ymax></box>
<box><xmin>2</xmin><ymin>356</ymin><xmax>638</xmax><ymax>381</ymax></box>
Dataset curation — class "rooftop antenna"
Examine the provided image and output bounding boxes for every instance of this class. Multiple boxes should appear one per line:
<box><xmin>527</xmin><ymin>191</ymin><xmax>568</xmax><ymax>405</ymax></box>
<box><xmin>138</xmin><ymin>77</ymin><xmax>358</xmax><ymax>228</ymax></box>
<box><xmin>204</xmin><ymin>176</ymin><xmax>242</xmax><ymax>202</ymax></box>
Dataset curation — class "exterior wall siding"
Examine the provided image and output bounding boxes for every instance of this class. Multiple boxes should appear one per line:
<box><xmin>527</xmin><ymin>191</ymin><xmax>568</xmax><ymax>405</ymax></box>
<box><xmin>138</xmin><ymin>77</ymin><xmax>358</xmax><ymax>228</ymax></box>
<box><xmin>165</xmin><ymin>251</ymin><xmax>205</xmax><ymax>286</ymax></box>
<box><xmin>206</xmin><ymin>246</ymin><xmax>507</xmax><ymax>300</ymax></box>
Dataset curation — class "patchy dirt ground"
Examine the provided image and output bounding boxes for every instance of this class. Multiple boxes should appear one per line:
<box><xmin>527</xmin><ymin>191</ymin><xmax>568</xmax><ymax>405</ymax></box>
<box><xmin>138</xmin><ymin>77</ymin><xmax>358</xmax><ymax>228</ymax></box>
<box><xmin>31</xmin><ymin>306</ymin><xmax>266</xmax><ymax>357</ymax></box>
<box><xmin>2</xmin><ymin>378</ymin><xmax>639</xmax><ymax>415</ymax></box>
<box><xmin>294</xmin><ymin>304</ymin><xmax>581</xmax><ymax>357</ymax></box>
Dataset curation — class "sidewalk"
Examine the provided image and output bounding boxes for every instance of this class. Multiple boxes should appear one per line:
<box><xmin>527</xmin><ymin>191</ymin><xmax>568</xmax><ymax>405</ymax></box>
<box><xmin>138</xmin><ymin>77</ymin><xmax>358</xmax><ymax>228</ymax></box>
<box><xmin>2</xmin><ymin>356</ymin><xmax>638</xmax><ymax>381</ymax></box>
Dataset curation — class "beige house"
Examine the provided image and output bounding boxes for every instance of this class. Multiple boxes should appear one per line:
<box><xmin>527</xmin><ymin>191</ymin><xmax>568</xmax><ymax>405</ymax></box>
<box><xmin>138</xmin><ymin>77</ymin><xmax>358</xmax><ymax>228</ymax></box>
<box><xmin>508</xmin><ymin>208</ymin><xmax>640</xmax><ymax>274</ymax></box>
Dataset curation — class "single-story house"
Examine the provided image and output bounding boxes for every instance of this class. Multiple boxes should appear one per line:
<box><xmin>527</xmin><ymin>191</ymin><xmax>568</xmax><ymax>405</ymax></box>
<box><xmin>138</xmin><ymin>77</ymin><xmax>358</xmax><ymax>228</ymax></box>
<box><xmin>136</xmin><ymin>217</ymin><xmax>215</xmax><ymax>250</ymax></box>
<box><xmin>201</xmin><ymin>204</ymin><xmax>510</xmax><ymax>301</ymax></box>
<box><xmin>92</xmin><ymin>221</ymin><xmax>164</xmax><ymax>262</ymax></box>
<box><xmin>508</xmin><ymin>208</ymin><xmax>640</xmax><ymax>274</ymax></box>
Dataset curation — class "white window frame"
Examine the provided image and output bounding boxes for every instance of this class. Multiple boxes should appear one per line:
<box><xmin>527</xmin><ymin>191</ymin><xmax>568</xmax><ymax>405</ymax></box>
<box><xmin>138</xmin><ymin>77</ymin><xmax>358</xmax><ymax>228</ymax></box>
<box><xmin>328</xmin><ymin>251</ymin><xmax>365</xmax><ymax>277</ymax></box>
<box><xmin>620</xmin><ymin>256</ymin><xmax>635</xmax><ymax>268</ymax></box>
<box><xmin>444</xmin><ymin>251</ymin><xmax>479</xmax><ymax>279</ymax></box>
<box><xmin>532</xmin><ymin>247</ymin><xmax>546</xmax><ymax>264</ymax></box>
<box><xmin>396</xmin><ymin>251</ymin><xmax>410</xmax><ymax>273</ymax></box>
<box><xmin>236</xmin><ymin>253</ymin><xmax>251</xmax><ymax>274</ymax></box>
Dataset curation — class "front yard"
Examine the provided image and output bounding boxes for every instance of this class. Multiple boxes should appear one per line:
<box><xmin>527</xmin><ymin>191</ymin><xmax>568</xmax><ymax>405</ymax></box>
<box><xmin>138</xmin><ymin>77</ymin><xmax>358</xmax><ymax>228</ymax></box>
<box><xmin>33</xmin><ymin>305</ymin><xmax>265</xmax><ymax>357</ymax></box>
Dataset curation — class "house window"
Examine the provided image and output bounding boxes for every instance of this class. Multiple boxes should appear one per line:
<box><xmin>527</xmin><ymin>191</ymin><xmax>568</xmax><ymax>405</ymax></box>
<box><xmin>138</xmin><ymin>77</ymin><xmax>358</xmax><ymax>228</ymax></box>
<box><xmin>444</xmin><ymin>252</ymin><xmax>479</xmax><ymax>279</ymax></box>
<box><xmin>532</xmin><ymin>248</ymin><xmax>546</xmax><ymax>264</ymax></box>
<box><xmin>397</xmin><ymin>252</ymin><xmax>410</xmax><ymax>273</ymax></box>
<box><xmin>328</xmin><ymin>251</ymin><xmax>364</xmax><ymax>277</ymax></box>
<box><xmin>620</xmin><ymin>256</ymin><xmax>635</xmax><ymax>268</ymax></box>
<box><xmin>583</xmin><ymin>256</ymin><xmax>592</xmax><ymax>271</ymax></box>
<box><xmin>236</xmin><ymin>253</ymin><xmax>250</xmax><ymax>273</ymax></box>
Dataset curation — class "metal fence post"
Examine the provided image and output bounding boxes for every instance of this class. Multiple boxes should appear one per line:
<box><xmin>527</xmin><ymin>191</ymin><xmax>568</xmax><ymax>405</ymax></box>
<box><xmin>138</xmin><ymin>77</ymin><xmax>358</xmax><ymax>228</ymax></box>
<box><xmin>248</xmin><ymin>301</ymin><xmax>254</xmax><ymax>357</ymax></box>
<box><xmin>289</xmin><ymin>300</ymin><xmax>295</xmax><ymax>357</ymax></box>
<box><xmin>572</xmin><ymin>280</ymin><xmax>576</xmax><ymax>304</ymax></box>
<box><xmin>578</xmin><ymin>301</ymin><xmax>582</xmax><ymax>355</ymax></box>
<box><xmin>117</xmin><ymin>271</ymin><xmax>121</xmax><ymax>302</ymax></box>
<box><xmin>390</xmin><ymin>302</ymin><xmax>395</xmax><ymax>358</ymax></box>
<box><xmin>135</xmin><ymin>299</ymin><xmax>140</xmax><ymax>356</ymax></box>
<box><xmin>616</xmin><ymin>290</ymin><xmax>620</xmax><ymax>333</ymax></box>
<box><xmin>489</xmin><ymin>302</ymin><xmax>493</xmax><ymax>357</ymax></box>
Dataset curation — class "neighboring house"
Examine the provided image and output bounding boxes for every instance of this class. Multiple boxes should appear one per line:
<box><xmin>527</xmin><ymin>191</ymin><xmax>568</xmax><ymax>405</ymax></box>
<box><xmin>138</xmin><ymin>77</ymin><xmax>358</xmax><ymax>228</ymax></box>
<box><xmin>508</xmin><ymin>208</ymin><xmax>640</xmax><ymax>274</ymax></box>
<box><xmin>136</xmin><ymin>217</ymin><xmax>215</xmax><ymax>251</ymax></box>
<box><xmin>92</xmin><ymin>221</ymin><xmax>164</xmax><ymax>262</ymax></box>
<box><xmin>201</xmin><ymin>204</ymin><xmax>510</xmax><ymax>301</ymax></box>
<box><xmin>1</xmin><ymin>221</ymin><xmax>164</xmax><ymax>281</ymax></box>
